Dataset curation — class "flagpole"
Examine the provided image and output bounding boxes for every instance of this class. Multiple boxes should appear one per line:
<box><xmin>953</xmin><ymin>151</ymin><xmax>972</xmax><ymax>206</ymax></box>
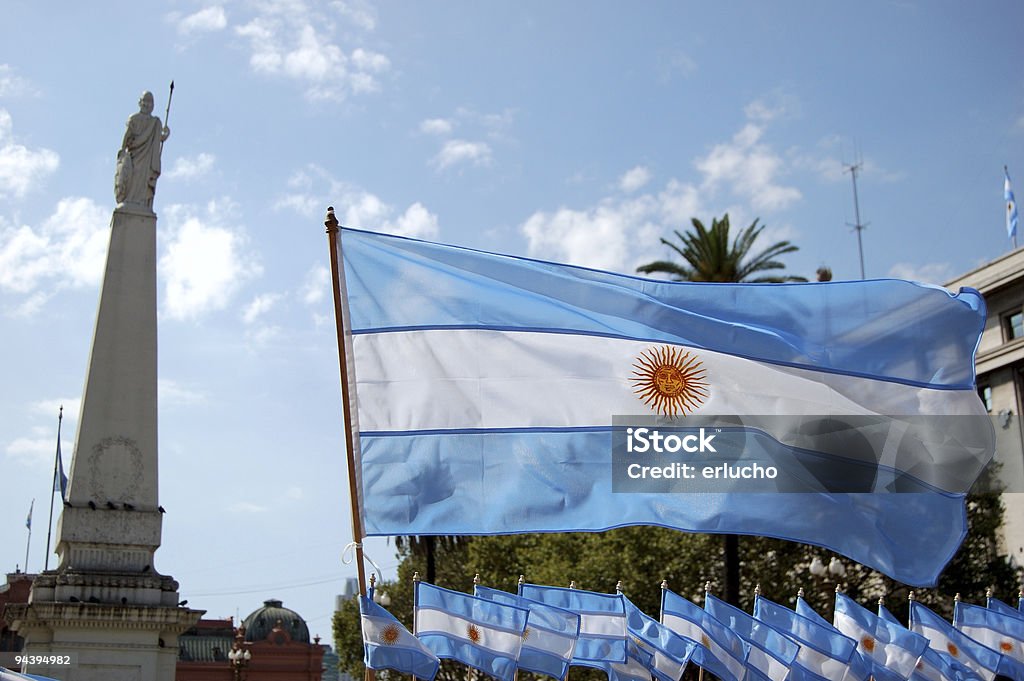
<box><xmin>325</xmin><ymin>207</ymin><xmax>375</xmax><ymax>681</ymax></box>
<box><xmin>412</xmin><ymin>571</ymin><xmax>421</xmax><ymax>681</ymax></box>
<box><xmin>44</xmin><ymin>406</ymin><xmax>63</xmax><ymax>571</ymax></box>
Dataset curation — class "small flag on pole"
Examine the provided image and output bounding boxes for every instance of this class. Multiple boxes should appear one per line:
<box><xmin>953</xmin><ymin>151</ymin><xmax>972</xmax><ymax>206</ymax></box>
<box><xmin>519</xmin><ymin>583</ymin><xmax>628</xmax><ymax>667</ymax></box>
<box><xmin>911</xmin><ymin>599</ymin><xmax>1011</xmax><ymax>680</ymax></box>
<box><xmin>661</xmin><ymin>588</ymin><xmax>750</xmax><ymax>681</ymax></box>
<box><xmin>25</xmin><ymin>500</ymin><xmax>33</xmax><ymax>530</ymax></box>
<box><xmin>955</xmin><ymin>599</ymin><xmax>1024</xmax><ymax>666</ymax></box>
<box><xmin>359</xmin><ymin>594</ymin><xmax>439</xmax><ymax>680</ymax></box>
<box><xmin>1008</xmin><ymin>167</ymin><xmax>1019</xmax><ymax>241</ymax></box>
<box><xmin>622</xmin><ymin>596</ymin><xmax>694</xmax><ymax>681</ymax></box>
<box><xmin>755</xmin><ymin>595</ymin><xmax>857</xmax><ymax>681</ymax></box>
<box><xmin>833</xmin><ymin>592</ymin><xmax>929</xmax><ymax>681</ymax></box>
<box><xmin>705</xmin><ymin>592</ymin><xmax>798</xmax><ymax>681</ymax></box>
<box><xmin>54</xmin><ymin>435</ymin><xmax>68</xmax><ymax>501</ymax></box>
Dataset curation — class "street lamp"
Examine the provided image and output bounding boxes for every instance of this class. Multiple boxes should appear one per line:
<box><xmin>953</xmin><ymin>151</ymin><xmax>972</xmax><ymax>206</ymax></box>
<box><xmin>373</xmin><ymin>589</ymin><xmax>392</xmax><ymax>607</ymax></box>
<box><xmin>228</xmin><ymin>627</ymin><xmax>252</xmax><ymax>681</ymax></box>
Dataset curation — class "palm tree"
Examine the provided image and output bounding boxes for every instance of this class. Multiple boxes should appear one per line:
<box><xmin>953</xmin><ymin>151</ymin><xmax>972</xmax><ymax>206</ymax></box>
<box><xmin>636</xmin><ymin>213</ymin><xmax>807</xmax><ymax>283</ymax></box>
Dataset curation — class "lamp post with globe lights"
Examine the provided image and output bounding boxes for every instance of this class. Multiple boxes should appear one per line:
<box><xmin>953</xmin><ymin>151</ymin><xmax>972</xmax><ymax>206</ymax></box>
<box><xmin>228</xmin><ymin>627</ymin><xmax>252</xmax><ymax>681</ymax></box>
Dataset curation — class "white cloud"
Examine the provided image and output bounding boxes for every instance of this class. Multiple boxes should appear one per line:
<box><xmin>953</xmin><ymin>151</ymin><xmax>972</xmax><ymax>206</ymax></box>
<box><xmin>166</xmin><ymin>153</ymin><xmax>216</xmax><ymax>181</ymax></box>
<box><xmin>0</xmin><ymin>64</ymin><xmax>39</xmax><ymax>97</ymax></box>
<box><xmin>619</xmin><ymin>165</ymin><xmax>652</xmax><ymax>193</ymax></box>
<box><xmin>696</xmin><ymin>122</ymin><xmax>802</xmax><ymax>212</ymax></box>
<box><xmin>333</xmin><ymin>0</ymin><xmax>377</xmax><ymax>31</ymax></box>
<box><xmin>888</xmin><ymin>262</ymin><xmax>954</xmax><ymax>285</ymax></box>
<box><xmin>234</xmin><ymin>1</ymin><xmax>390</xmax><ymax>101</ymax></box>
<box><xmin>242</xmin><ymin>293</ymin><xmax>282</xmax><ymax>324</ymax></box>
<box><xmin>420</xmin><ymin>118</ymin><xmax>454</xmax><ymax>136</ymax></box>
<box><xmin>0</xmin><ymin>197</ymin><xmax>108</xmax><ymax>301</ymax></box>
<box><xmin>301</xmin><ymin>264</ymin><xmax>330</xmax><ymax>305</ymax></box>
<box><xmin>285</xmin><ymin>485</ymin><xmax>304</xmax><ymax>500</ymax></box>
<box><xmin>658</xmin><ymin>49</ymin><xmax>698</xmax><ymax>81</ymax></box>
<box><xmin>31</xmin><ymin>398</ymin><xmax>80</xmax><ymax>424</ymax></box>
<box><xmin>228</xmin><ymin>501</ymin><xmax>268</xmax><ymax>513</ymax></box>
<box><xmin>159</xmin><ymin>200</ymin><xmax>262</xmax><ymax>321</ymax></box>
<box><xmin>275</xmin><ymin>164</ymin><xmax>440</xmax><ymax>239</ymax></box>
<box><xmin>0</xmin><ymin>109</ymin><xmax>59</xmax><ymax>199</ymax></box>
<box><xmin>432</xmin><ymin>139</ymin><xmax>492</xmax><ymax>171</ymax></box>
<box><xmin>158</xmin><ymin>379</ymin><xmax>207</xmax><ymax>406</ymax></box>
<box><xmin>176</xmin><ymin>5</ymin><xmax>227</xmax><ymax>34</ymax></box>
<box><xmin>5</xmin><ymin>435</ymin><xmax>52</xmax><ymax>466</ymax></box>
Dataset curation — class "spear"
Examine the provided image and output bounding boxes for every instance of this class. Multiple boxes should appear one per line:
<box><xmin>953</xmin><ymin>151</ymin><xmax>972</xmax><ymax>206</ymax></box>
<box><xmin>164</xmin><ymin>80</ymin><xmax>174</xmax><ymax>128</ymax></box>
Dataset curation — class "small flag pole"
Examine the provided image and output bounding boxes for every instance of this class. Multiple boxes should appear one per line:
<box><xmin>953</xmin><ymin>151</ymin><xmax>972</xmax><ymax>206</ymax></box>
<box><xmin>412</xmin><ymin>571</ymin><xmax>421</xmax><ymax>681</ymax></box>
<box><xmin>325</xmin><ymin>207</ymin><xmax>376</xmax><ymax>681</ymax></box>
<box><xmin>44</xmin><ymin>405</ymin><xmax>64</xmax><ymax>571</ymax></box>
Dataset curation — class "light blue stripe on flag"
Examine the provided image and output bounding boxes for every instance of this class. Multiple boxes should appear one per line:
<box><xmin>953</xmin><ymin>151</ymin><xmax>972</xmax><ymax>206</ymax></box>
<box><xmin>755</xmin><ymin>595</ymin><xmax>856</xmax><ymax>681</ymax></box>
<box><xmin>955</xmin><ymin>600</ymin><xmax>1024</xmax><ymax>668</ymax></box>
<box><xmin>340</xmin><ymin>228</ymin><xmax>988</xmax><ymax>587</ymax></box>
<box><xmin>359</xmin><ymin>595</ymin><xmax>439</xmax><ymax>680</ymax></box>
<box><xmin>794</xmin><ymin>596</ymin><xmax>869</xmax><ymax>681</ymax></box>
<box><xmin>912</xmin><ymin>600</ymin><xmax>1005</xmax><ymax>680</ymax></box>
<box><xmin>519</xmin><ymin>584</ymin><xmax>627</xmax><ymax>667</ymax></box>
<box><xmin>705</xmin><ymin>593</ymin><xmax>798</xmax><ymax>681</ymax></box>
<box><xmin>834</xmin><ymin>591</ymin><xmax>929</xmax><ymax>681</ymax></box>
<box><xmin>416</xmin><ymin>581</ymin><xmax>527</xmax><ymax>681</ymax></box>
<box><xmin>988</xmin><ymin>597</ymin><xmax>1024</xmax><ymax>621</ymax></box>
<box><xmin>878</xmin><ymin>603</ymin><xmax>980</xmax><ymax>681</ymax></box>
<box><xmin>475</xmin><ymin>585</ymin><xmax>580</xmax><ymax>680</ymax></box>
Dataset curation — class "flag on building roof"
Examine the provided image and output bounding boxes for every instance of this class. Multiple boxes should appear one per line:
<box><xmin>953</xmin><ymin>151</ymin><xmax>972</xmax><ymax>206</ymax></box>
<box><xmin>518</xmin><ymin>583</ymin><xmax>627</xmax><ymax>667</ymax></box>
<box><xmin>359</xmin><ymin>594</ymin><xmax>440</xmax><ymax>681</ymax></box>
<box><xmin>475</xmin><ymin>585</ymin><xmax>580</xmax><ymax>681</ymax></box>
<box><xmin>1007</xmin><ymin>167</ymin><xmax>1019</xmax><ymax>240</ymax></box>
<box><xmin>755</xmin><ymin>595</ymin><xmax>857</xmax><ymax>681</ymax></box>
<box><xmin>661</xmin><ymin>588</ymin><xmax>749</xmax><ymax>681</ymax></box>
<box><xmin>705</xmin><ymin>592</ymin><xmax>798</xmax><ymax>681</ymax></box>
<box><xmin>337</xmin><ymin>227</ymin><xmax>989</xmax><ymax>586</ymax></box>
<box><xmin>622</xmin><ymin>596</ymin><xmax>694</xmax><ymax>681</ymax></box>
<box><xmin>834</xmin><ymin>591</ymin><xmax>930</xmax><ymax>681</ymax></box>
<box><xmin>415</xmin><ymin>581</ymin><xmax>528</xmax><ymax>681</ymax></box>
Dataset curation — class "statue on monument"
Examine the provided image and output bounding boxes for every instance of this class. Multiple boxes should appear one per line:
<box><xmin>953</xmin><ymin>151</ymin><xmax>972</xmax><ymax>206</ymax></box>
<box><xmin>115</xmin><ymin>90</ymin><xmax>170</xmax><ymax>209</ymax></box>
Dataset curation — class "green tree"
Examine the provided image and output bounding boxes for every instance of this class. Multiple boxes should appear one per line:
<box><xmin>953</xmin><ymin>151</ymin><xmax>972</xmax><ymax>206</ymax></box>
<box><xmin>636</xmin><ymin>214</ymin><xmax>807</xmax><ymax>283</ymax></box>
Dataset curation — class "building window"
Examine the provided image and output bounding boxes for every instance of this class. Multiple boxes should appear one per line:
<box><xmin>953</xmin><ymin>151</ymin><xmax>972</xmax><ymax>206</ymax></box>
<box><xmin>1005</xmin><ymin>311</ymin><xmax>1024</xmax><ymax>341</ymax></box>
<box><xmin>979</xmin><ymin>385</ymin><xmax>993</xmax><ymax>412</ymax></box>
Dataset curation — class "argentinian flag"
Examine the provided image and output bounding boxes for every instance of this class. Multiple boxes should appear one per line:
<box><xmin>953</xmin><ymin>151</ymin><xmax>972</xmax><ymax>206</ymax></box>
<box><xmin>338</xmin><ymin>228</ymin><xmax>990</xmax><ymax>586</ymax></box>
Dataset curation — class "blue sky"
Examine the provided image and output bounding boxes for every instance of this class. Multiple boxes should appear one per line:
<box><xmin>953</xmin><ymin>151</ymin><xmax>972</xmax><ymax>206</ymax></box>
<box><xmin>1</xmin><ymin>0</ymin><xmax>1023</xmax><ymax>635</ymax></box>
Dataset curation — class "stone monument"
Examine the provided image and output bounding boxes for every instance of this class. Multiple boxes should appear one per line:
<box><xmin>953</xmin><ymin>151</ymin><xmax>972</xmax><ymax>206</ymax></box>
<box><xmin>5</xmin><ymin>88</ymin><xmax>202</xmax><ymax>681</ymax></box>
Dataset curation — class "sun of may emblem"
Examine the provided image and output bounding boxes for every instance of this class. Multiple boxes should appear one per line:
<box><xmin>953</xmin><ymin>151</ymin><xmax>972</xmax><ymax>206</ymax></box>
<box><xmin>860</xmin><ymin>635</ymin><xmax>875</xmax><ymax>653</ymax></box>
<box><xmin>379</xmin><ymin>624</ymin><xmax>401</xmax><ymax>645</ymax></box>
<box><xmin>467</xmin><ymin>623</ymin><xmax>481</xmax><ymax>644</ymax></box>
<box><xmin>631</xmin><ymin>345</ymin><xmax>708</xmax><ymax>416</ymax></box>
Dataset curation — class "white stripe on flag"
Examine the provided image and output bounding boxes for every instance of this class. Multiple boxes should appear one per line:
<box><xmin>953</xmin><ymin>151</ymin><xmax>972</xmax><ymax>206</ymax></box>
<box><xmin>834</xmin><ymin>610</ymin><xmax>919</xmax><ymax>676</ymax></box>
<box><xmin>579</xmin><ymin>612</ymin><xmax>627</xmax><ymax>638</ymax></box>
<box><xmin>913</xmin><ymin>624</ymin><xmax>996</xmax><ymax>681</ymax></box>
<box><xmin>791</xmin><ymin>640</ymin><xmax>849</xmax><ymax>679</ymax></box>
<box><xmin>524</xmin><ymin>627</ymin><xmax>576</xmax><ymax>659</ymax></box>
<box><xmin>417</xmin><ymin>608</ymin><xmax>523</xmax><ymax>656</ymax></box>
<box><xmin>662</xmin><ymin>613</ymin><xmax>745</xmax><ymax>681</ymax></box>
<box><xmin>958</xmin><ymin>624</ymin><xmax>1022</xmax><ymax>663</ymax></box>
<box><xmin>746</xmin><ymin>646</ymin><xmax>789</xmax><ymax>681</ymax></box>
<box><xmin>354</xmin><ymin>329</ymin><xmax>981</xmax><ymax>429</ymax></box>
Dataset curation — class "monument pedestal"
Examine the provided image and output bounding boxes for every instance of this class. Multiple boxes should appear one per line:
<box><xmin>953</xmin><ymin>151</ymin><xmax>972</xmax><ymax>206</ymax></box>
<box><xmin>7</xmin><ymin>202</ymin><xmax>202</xmax><ymax>680</ymax></box>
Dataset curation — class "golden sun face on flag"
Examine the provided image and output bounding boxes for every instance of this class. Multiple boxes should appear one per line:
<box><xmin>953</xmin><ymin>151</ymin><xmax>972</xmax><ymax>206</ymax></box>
<box><xmin>860</xmin><ymin>635</ymin><xmax>875</xmax><ymax>653</ymax></box>
<box><xmin>1001</xmin><ymin>640</ymin><xmax>1014</xmax><ymax>653</ymax></box>
<box><xmin>379</xmin><ymin>624</ymin><xmax>401</xmax><ymax>645</ymax></box>
<box><xmin>467</xmin><ymin>624</ymin><xmax>481</xmax><ymax>644</ymax></box>
<box><xmin>631</xmin><ymin>345</ymin><xmax>708</xmax><ymax>416</ymax></box>
<box><xmin>947</xmin><ymin>642</ymin><xmax>959</xmax><ymax>657</ymax></box>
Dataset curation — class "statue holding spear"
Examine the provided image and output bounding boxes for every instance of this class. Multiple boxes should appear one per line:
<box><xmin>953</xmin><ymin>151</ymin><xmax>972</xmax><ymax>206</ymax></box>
<box><xmin>115</xmin><ymin>82</ymin><xmax>173</xmax><ymax>209</ymax></box>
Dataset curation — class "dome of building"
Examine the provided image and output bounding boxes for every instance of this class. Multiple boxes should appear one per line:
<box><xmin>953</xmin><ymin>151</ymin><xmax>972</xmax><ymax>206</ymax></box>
<box><xmin>242</xmin><ymin>598</ymin><xmax>310</xmax><ymax>644</ymax></box>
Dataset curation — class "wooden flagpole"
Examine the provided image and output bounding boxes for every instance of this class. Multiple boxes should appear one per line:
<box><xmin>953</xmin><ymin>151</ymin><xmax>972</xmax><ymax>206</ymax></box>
<box><xmin>325</xmin><ymin>207</ymin><xmax>375</xmax><ymax>681</ymax></box>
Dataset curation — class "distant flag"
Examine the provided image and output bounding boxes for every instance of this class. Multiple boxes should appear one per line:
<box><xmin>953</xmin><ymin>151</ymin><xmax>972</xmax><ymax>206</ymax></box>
<box><xmin>54</xmin><ymin>432</ymin><xmax>68</xmax><ymax>501</ymax></box>
<box><xmin>415</xmin><ymin>581</ymin><xmax>528</xmax><ymax>681</ymax></box>
<box><xmin>622</xmin><ymin>595</ymin><xmax>695</xmax><ymax>681</ymax></box>
<box><xmin>794</xmin><ymin>595</ymin><xmax>872</xmax><ymax>681</ymax></box>
<box><xmin>475</xmin><ymin>585</ymin><xmax>580</xmax><ymax>681</ymax></box>
<box><xmin>661</xmin><ymin>588</ymin><xmax>749</xmax><ymax>681</ymax></box>
<box><xmin>878</xmin><ymin>602</ymin><xmax>979</xmax><ymax>681</ymax></box>
<box><xmin>833</xmin><ymin>591</ymin><xmax>930</xmax><ymax>681</ymax></box>
<box><xmin>1008</xmin><ymin>167</ymin><xmax>1019</xmax><ymax>241</ymax></box>
<box><xmin>25</xmin><ymin>500</ymin><xmax>33</xmax><ymax>530</ymax></box>
<box><xmin>359</xmin><ymin>594</ymin><xmax>439</xmax><ymax>680</ymax></box>
<box><xmin>755</xmin><ymin>594</ymin><xmax>857</xmax><ymax>681</ymax></box>
<box><xmin>955</xmin><ymin>599</ymin><xmax>1024</xmax><ymax>667</ymax></box>
<box><xmin>519</xmin><ymin>583</ymin><xmax>628</xmax><ymax>667</ymax></box>
<box><xmin>911</xmin><ymin>599</ymin><xmax>1008</xmax><ymax>680</ymax></box>
<box><xmin>705</xmin><ymin>592</ymin><xmax>798</xmax><ymax>681</ymax></box>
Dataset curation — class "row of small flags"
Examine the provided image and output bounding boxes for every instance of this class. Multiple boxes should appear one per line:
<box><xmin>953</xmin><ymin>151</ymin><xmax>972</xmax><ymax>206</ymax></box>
<box><xmin>359</xmin><ymin>579</ymin><xmax>1024</xmax><ymax>681</ymax></box>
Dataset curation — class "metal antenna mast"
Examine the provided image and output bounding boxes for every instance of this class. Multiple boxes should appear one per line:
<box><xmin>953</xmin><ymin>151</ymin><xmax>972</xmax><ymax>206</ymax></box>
<box><xmin>845</xmin><ymin>160</ymin><xmax>869</xmax><ymax>279</ymax></box>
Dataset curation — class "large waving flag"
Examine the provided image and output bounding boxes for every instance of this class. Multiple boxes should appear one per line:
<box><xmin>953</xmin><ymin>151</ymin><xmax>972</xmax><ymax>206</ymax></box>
<box><xmin>518</xmin><ymin>584</ymin><xmax>627</xmax><ymax>667</ymax></box>
<box><xmin>415</xmin><ymin>581</ymin><xmax>528</xmax><ymax>681</ymax></box>
<box><xmin>661</xmin><ymin>588</ymin><xmax>749</xmax><ymax>681</ymax></box>
<box><xmin>834</xmin><ymin>592</ymin><xmax>929</xmax><ymax>681</ymax></box>
<box><xmin>475</xmin><ymin>585</ymin><xmax>580</xmax><ymax>681</ymax></box>
<box><xmin>623</xmin><ymin>596</ymin><xmax>694</xmax><ymax>681</ymax></box>
<box><xmin>910</xmin><ymin>600</ymin><xmax>1011</xmax><ymax>681</ymax></box>
<box><xmin>359</xmin><ymin>594</ymin><xmax>440</xmax><ymax>680</ymax></box>
<box><xmin>705</xmin><ymin>592</ymin><xmax>798</xmax><ymax>681</ymax></box>
<box><xmin>755</xmin><ymin>595</ymin><xmax>857</xmax><ymax>681</ymax></box>
<box><xmin>955</xmin><ymin>600</ymin><xmax>1024</xmax><ymax>671</ymax></box>
<box><xmin>338</xmin><ymin>227</ymin><xmax>988</xmax><ymax>586</ymax></box>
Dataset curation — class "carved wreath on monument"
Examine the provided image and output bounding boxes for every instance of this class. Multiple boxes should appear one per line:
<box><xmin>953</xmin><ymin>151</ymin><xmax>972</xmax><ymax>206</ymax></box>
<box><xmin>88</xmin><ymin>436</ymin><xmax>145</xmax><ymax>503</ymax></box>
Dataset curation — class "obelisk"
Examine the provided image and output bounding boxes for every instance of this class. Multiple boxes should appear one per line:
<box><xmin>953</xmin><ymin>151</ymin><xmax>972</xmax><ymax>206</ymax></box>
<box><xmin>5</xmin><ymin>89</ymin><xmax>202</xmax><ymax>681</ymax></box>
